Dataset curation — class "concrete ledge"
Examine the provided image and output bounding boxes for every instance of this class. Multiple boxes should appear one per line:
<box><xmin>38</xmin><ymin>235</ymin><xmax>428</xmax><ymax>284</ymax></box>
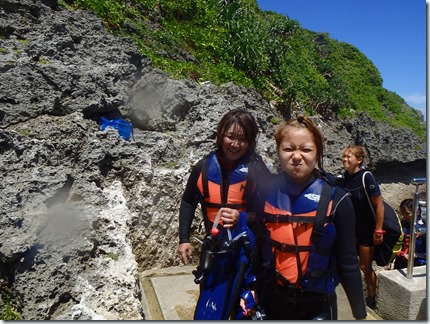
<box><xmin>376</xmin><ymin>265</ymin><xmax>427</xmax><ymax>320</ymax></box>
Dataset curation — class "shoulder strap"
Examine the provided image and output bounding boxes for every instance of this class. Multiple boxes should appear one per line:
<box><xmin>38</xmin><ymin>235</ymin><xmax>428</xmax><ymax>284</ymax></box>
<box><xmin>310</xmin><ymin>180</ymin><xmax>333</xmax><ymax>244</ymax></box>
<box><xmin>201</xmin><ymin>157</ymin><xmax>210</xmax><ymax>198</ymax></box>
<box><xmin>321</xmin><ymin>171</ymin><xmax>337</xmax><ymax>186</ymax></box>
<box><xmin>242</xmin><ymin>154</ymin><xmax>261</xmax><ymax>201</ymax></box>
<box><xmin>362</xmin><ymin>171</ymin><xmax>375</xmax><ymax>217</ymax></box>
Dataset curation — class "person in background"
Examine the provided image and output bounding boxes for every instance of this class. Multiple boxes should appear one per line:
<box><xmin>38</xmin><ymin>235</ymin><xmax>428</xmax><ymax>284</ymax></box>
<box><xmin>177</xmin><ymin>108</ymin><xmax>271</xmax><ymax>320</ymax></box>
<box><xmin>393</xmin><ymin>198</ymin><xmax>426</xmax><ymax>269</ymax></box>
<box><xmin>337</xmin><ymin>144</ymin><xmax>384</xmax><ymax>310</ymax></box>
<box><xmin>418</xmin><ymin>200</ymin><xmax>426</xmax><ymax>225</ymax></box>
<box><xmin>242</xmin><ymin>116</ymin><xmax>367</xmax><ymax>320</ymax></box>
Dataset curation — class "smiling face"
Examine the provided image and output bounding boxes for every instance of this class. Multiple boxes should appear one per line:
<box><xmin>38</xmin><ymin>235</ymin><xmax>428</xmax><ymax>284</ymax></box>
<box><xmin>342</xmin><ymin>148</ymin><xmax>363</xmax><ymax>174</ymax></box>
<box><xmin>277</xmin><ymin>127</ymin><xmax>317</xmax><ymax>183</ymax></box>
<box><xmin>221</xmin><ymin>123</ymin><xmax>249</xmax><ymax>162</ymax></box>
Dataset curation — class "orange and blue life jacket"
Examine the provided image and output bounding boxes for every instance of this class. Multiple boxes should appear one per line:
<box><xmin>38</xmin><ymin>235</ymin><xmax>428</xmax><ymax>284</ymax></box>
<box><xmin>193</xmin><ymin>152</ymin><xmax>259</xmax><ymax>311</ymax></box>
<box><xmin>196</xmin><ymin>152</ymin><xmax>255</xmax><ymax>231</ymax></box>
<box><xmin>262</xmin><ymin>177</ymin><xmax>339</xmax><ymax>294</ymax></box>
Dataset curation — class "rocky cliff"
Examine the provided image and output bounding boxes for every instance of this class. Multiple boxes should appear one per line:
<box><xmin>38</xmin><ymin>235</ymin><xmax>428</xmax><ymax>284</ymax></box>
<box><xmin>0</xmin><ymin>0</ymin><xmax>426</xmax><ymax>319</ymax></box>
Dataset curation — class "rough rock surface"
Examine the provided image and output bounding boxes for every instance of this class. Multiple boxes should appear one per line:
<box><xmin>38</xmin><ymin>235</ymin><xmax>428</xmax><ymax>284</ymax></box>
<box><xmin>0</xmin><ymin>0</ymin><xmax>426</xmax><ymax>320</ymax></box>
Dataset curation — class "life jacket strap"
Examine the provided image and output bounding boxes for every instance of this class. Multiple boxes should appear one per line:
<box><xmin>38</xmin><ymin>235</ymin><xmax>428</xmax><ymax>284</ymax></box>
<box><xmin>307</xmin><ymin>269</ymin><xmax>331</xmax><ymax>278</ymax></box>
<box><xmin>204</xmin><ymin>201</ymin><xmax>247</xmax><ymax>210</ymax></box>
<box><xmin>310</xmin><ymin>180</ymin><xmax>333</xmax><ymax>244</ymax></box>
<box><xmin>275</xmin><ymin>269</ymin><xmax>291</xmax><ymax>286</ymax></box>
<box><xmin>242</xmin><ymin>157</ymin><xmax>256</xmax><ymax>201</ymax></box>
<box><xmin>201</xmin><ymin>158</ymin><xmax>210</xmax><ymax>198</ymax></box>
<box><xmin>263</xmin><ymin>213</ymin><xmax>316</xmax><ymax>224</ymax></box>
<box><xmin>271</xmin><ymin>239</ymin><xmax>311</xmax><ymax>253</ymax></box>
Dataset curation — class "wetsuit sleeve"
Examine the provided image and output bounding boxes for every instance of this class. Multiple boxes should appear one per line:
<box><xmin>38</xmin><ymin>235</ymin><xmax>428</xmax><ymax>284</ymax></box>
<box><xmin>178</xmin><ymin>164</ymin><xmax>201</xmax><ymax>244</ymax></box>
<box><xmin>246</xmin><ymin>169</ymin><xmax>275</xmax><ymax>292</ymax></box>
<box><xmin>247</xmin><ymin>159</ymin><xmax>272</xmax><ymax>217</ymax></box>
<box><xmin>247</xmin><ymin>221</ymin><xmax>271</xmax><ymax>292</ymax></box>
<box><xmin>363</xmin><ymin>172</ymin><xmax>381</xmax><ymax>197</ymax></box>
<box><xmin>333</xmin><ymin>189</ymin><xmax>367</xmax><ymax>319</ymax></box>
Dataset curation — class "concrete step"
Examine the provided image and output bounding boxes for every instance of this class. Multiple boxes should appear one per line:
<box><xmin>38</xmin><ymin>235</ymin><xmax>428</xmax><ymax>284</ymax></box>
<box><xmin>139</xmin><ymin>265</ymin><xmax>383</xmax><ymax>320</ymax></box>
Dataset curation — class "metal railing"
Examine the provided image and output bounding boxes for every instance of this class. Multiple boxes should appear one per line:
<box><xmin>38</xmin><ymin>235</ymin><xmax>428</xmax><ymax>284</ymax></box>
<box><xmin>406</xmin><ymin>177</ymin><xmax>426</xmax><ymax>279</ymax></box>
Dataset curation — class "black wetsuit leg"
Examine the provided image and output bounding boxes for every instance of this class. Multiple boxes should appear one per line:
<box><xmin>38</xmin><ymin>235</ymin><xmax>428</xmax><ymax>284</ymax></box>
<box><xmin>262</xmin><ymin>284</ymin><xmax>338</xmax><ymax>320</ymax></box>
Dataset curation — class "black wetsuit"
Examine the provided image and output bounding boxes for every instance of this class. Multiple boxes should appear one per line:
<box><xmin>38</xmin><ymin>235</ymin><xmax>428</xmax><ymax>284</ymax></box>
<box><xmin>338</xmin><ymin>168</ymin><xmax>381</xmax><ymax>246</ymax></box>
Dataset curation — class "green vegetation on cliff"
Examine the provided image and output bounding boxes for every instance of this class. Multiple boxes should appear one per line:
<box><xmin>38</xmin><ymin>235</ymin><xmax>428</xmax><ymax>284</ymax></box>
<box><xmin>61</xmin><ymin>0</ymin><xmax>425</xmax><ymax>140</ymax></box>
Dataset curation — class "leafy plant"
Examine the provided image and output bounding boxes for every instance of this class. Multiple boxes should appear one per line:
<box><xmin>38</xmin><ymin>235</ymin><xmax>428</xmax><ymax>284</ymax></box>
<box><xmin>0</xmin><ymin>293</ymin><xmax>21</xmax><ymax>320</ymax></box>
<box><xmin>37</xmin><ymin>57</ymin><xmax>50</xmax><ymax>64</ymax></box>
<box><xmin>102</xmin><ymin>252</ymin><xmax>119</xmax><ymax>261</ymax></box>
<box><xmin>268</xmin><ymin>116</ymin><xmax>279</xmax><ymax>125</ymax></box>
<box><xmin>165</xmin><ymin>161</ymin><xmax>177</xmax><ymax>169</ymax></box>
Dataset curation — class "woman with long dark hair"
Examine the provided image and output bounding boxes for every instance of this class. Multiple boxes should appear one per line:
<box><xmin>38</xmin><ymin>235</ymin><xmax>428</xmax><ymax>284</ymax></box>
<box><xmin>177</xmin><ymin>108</ymin><xmax>270</xmax><ymax>320</ymax></box>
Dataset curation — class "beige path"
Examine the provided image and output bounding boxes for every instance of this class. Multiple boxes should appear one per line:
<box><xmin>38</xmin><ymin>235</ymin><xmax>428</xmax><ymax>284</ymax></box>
<box><xmin>140</xmin><ymin>265</ymin><xmax>382</xmax><ymax>320</ymax></box>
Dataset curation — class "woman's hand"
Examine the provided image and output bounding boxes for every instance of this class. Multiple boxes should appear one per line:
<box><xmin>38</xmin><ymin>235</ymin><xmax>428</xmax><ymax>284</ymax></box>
<box><xmin>177</xmin><ymin>243</ymin><xmax>193</xmax><ymax>265</ymax></box>
<box><xmin>221</xmin><ymin>208</ymin><xmax>239</xmax><ymax>228</ymax></box>
<box><xmin>239</xmin><ymin>290</ymin><xmax>258</xmax><ymax>317</ymax></box>
<box><xmin>372</xmin><ymin>231</ymin><xmax>384</xmax><ymax>245</ymax></box>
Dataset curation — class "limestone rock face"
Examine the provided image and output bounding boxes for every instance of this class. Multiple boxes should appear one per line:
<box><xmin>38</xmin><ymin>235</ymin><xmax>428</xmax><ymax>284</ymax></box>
<box><xmin>0</xmin><ymin>0</ymin><xmax>425</xmax><ymax>320</ymax></box>
<box><xmin>0</xmin><ymin>0</ymin><xmax>145</xmax><ymax>127</ymax></box>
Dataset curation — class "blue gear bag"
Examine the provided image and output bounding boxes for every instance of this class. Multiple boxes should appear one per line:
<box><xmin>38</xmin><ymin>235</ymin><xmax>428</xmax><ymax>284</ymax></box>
<box><xmin>100</xmin><ymin>117</ymin><xmax>133</xmax><ymax>140</ymax></box>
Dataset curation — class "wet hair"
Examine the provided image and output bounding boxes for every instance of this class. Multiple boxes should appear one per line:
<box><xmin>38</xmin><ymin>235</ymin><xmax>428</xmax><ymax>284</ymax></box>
<box><xmin>216</xmin><ymin>108</ymin><xmax>259</xmax><ymax>152</ymax></box>
<box><xmin>274</xmin><ymin>116</ymin><xmax>324</xmax><ymax>170</ymax></box>
<box><xmin>342</xmin><ymin>144</ymin><xmax>366</xmax><ymax>166</ymax></box>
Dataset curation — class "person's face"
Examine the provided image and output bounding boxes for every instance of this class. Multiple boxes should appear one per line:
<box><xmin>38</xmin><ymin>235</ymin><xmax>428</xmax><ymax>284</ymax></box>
<box><xmin>342</xmin><ymin>149</ymin><xmax>362</xmax><ymax>174</ymax></box>
<box><xmin>402</xmin><ymin>206</ymin><xmax>420</xmax><ymax>223</ymax></box>
<box><xmin>221</xmin><ymin>123</ymin><xmax>249</xmax><ymax>162</ymax></box>
<box><xmin>277</xmin><ymin>127</ymin><xmax>317</xmax><ymax>183</ymax></box>
<box><xmin>402</xmin><ymin>207</ymin><xmax>413</xmax><ymax>222</ymax></box>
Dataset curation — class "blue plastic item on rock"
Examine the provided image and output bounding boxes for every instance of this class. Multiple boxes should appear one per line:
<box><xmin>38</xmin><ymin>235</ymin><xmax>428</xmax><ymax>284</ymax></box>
<box><xmin>100</xmin><ymin>117</ymin><xmax>133</xmax><ymax>140</ymax></box>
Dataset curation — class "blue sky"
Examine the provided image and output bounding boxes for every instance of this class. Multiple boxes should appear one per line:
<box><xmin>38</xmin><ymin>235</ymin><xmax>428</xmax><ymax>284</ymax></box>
<box><xmin>256</xmin><ymin>0</ymin><xmax>427</xmax><ymax>120</ymax></box>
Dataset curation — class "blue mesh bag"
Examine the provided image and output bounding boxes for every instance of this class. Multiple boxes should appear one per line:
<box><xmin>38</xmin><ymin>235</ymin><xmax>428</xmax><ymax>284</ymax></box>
<box><xmin>100</xmin><ymin>117</ymin><xmax>133</xmax><ymax>140</ymax></box>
